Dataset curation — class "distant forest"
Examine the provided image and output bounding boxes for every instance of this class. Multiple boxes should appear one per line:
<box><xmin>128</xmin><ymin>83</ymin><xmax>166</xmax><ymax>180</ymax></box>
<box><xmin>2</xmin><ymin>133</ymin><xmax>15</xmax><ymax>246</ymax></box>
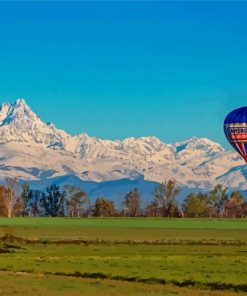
<box><xmin>0</xmin><ymin>178</ymin><xmax>246</xmax><ymax>218</ymax></box>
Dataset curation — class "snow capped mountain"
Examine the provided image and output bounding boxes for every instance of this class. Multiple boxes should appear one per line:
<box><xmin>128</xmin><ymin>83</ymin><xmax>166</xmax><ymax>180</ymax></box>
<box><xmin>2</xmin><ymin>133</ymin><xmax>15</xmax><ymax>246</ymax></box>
<box><xmin>0</xmin><ymin>98</ymin><xmax>246</xmax><ymax>196</ymax></box>
<box><xmin>174</xmin><ymin>137</ymin><xmax>224</xmax><ymax>157</ymax></box>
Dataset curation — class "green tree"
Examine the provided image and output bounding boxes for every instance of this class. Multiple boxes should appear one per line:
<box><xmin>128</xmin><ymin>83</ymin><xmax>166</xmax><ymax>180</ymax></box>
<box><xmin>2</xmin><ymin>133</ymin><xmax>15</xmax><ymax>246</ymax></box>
<box><xmin>153</xmin><ymin>180</ymin><xmax>180</xmax><ymax>217</ymax></box>
<box><xmin>41</xmin><ymin>185</ymin><xmax>65</xmax><ymax>217</ymax></box>
<box><xmin>182</xmin><ymin>192</ymin><xmax>209</xmax><ymax>217</ymax></box>
<box><xmin>208</xmin><ymin>184</ymin><xmax>228</xmax><ymax>217</ymax></box>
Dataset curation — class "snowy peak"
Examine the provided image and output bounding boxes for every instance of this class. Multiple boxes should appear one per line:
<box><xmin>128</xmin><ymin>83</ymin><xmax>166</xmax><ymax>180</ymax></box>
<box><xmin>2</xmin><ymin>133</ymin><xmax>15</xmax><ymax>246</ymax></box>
<box><xmin>173</xmin><ymin>137</ymin><xmax>224</xmax><ymax>156</ymax></box>
<box><xmin>1</xmin><ymin>98</ymin><xmax>40</xmax><ymax>126</ymax></box>
<box><xmin>122</xmin><ymin>136</ymin><xmax>168</xmax><ymax>152</ymax></box>
<box><xmin>0</xmin><ymin>99</ymin><xmax>70</xmax><ymax>149</ymax></box>
<box><xmin>12</xmin><ymin>98</ymin><xmax>28</xmax><ymax>108</ymax></box>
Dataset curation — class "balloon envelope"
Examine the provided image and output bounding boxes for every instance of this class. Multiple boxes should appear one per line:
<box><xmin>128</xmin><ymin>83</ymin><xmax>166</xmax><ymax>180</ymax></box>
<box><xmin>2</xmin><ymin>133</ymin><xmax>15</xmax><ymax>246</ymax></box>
<box><xmin>224</xmin><ymin>106</ymin><xmax>247</xmax><ymax>162</ymax></box>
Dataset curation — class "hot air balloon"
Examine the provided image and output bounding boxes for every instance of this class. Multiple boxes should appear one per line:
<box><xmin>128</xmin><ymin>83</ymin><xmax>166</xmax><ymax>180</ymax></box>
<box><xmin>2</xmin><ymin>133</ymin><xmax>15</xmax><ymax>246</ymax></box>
<box><xmin>224</xmin><ymin>107</ymin><xmax>247</xmax><ymax>163</ymax></box>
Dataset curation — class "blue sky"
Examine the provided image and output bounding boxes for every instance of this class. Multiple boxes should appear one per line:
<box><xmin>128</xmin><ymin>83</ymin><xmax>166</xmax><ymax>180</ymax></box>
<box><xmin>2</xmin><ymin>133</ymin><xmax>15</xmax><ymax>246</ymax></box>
<box><xmin>0</xmin><ymin>2</ymin><xmax>247</xmax><ymax>148</ymax></box>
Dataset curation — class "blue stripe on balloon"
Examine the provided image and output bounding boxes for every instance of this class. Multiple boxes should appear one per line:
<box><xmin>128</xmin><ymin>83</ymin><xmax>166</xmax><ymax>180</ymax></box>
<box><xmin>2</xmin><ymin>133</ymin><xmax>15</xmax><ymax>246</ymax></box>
<box><xmin>244</xmin><ymin>143</ymin><xmax>247</xmax><ymax>155</ymax></box>
<box><xmin>224</xmin><ymin>106</ymin><xmax>247</xmax><ymax>124</ymax></box>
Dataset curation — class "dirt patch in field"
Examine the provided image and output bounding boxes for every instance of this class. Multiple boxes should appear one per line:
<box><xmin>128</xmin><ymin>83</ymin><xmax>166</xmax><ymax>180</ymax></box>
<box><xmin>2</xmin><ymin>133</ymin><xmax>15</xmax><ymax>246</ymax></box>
<box><xmin>1</xmin><ymin>234</ymin><xmax>246</xmax><ymax>246</ymax></box>
<box><xmin>0</xmin><ymin>247</ymin><xmax>10</xmax><ymax>254</ymax></box>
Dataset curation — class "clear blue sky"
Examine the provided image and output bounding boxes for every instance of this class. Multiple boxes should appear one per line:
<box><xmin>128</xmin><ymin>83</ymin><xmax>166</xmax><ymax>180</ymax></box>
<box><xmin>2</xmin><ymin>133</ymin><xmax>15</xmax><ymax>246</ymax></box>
<box><xmin>0</xmin><ymin>2</ymin><xmax>247</xmax><ymax>148</ymax></box>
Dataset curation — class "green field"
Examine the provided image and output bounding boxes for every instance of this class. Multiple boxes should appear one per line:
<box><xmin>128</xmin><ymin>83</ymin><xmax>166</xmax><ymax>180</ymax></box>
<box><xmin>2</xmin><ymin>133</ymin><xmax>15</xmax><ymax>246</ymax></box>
<box><xmin>1</xmin><ymin>217</ymin><xmax>247</xmax><ymax>230</ymax></box>
<box><xmin>0</xmin><ymin>218</ymin><xmax>247</xmax><ymax>295</ymax></box>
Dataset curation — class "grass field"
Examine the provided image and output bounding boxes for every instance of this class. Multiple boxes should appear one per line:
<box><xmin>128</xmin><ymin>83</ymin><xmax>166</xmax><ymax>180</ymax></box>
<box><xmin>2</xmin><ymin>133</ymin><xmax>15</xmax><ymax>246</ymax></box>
<box><xmin>0</xmin><ymin>218</ymin><xmax>246</xmax><ymax>295</ymax></box>
<box><xmin>1</xmin><ymin>217</ymin><xmax>247</xmax><ymax>230</ymax></box>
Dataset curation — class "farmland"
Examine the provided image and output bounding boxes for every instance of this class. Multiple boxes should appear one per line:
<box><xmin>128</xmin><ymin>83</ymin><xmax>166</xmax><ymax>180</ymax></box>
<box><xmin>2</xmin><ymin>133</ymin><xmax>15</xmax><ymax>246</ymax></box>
<box><xmin>0</xmin><ymin>218</ymin><xmax>246</xmax><ymax>295</ymax></box>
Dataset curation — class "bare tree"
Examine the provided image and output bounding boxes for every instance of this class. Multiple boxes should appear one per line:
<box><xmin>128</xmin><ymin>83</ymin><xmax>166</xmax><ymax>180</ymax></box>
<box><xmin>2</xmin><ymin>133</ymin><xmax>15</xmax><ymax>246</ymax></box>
<box><xmin>64</xmin><ymin>185</ymin><xmax>87</xmax><ymax>217</ymax></box>
<box><xmin>0</xmin><ymin>185</ymin><xmax>8</xmax><ymax>217</ymax></box>
<box><xmin>4</xmin><ymin>177</ymin><xmax>20</xmax><ymax>217</ymax></box>
<box><xmin>224</xmin><ymin>191</ymin><xmax>247</xmax><ymax>218</ymax></box>
<box><xmin>124</xmin><ymin>188</ymin><xmax>141</xmax><ymax>217</ymax></box>
<box><xmin>145</xmin><ymin>200</ymin><xmax>159</xmax><ymax>217</ymax></box>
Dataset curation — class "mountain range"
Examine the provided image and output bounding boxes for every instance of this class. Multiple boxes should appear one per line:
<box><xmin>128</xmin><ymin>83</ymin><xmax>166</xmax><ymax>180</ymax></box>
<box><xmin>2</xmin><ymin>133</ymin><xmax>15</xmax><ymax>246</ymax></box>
<box><xmin>0</xmin><ymin>99</ymin><xmax>246</xmax><ymax>201</ymax></box>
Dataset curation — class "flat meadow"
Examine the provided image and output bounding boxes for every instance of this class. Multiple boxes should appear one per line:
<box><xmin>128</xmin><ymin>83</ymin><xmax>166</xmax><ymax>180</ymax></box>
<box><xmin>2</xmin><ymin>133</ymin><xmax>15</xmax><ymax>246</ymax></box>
<box><xmin>0</xmin><ymin>218</ymin><xmax>246</xmax><ymax>295</ymax></box>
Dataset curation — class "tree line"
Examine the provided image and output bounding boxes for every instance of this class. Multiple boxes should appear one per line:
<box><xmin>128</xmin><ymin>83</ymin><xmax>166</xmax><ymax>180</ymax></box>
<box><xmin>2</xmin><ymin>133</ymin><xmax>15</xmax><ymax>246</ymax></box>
<box><xmin>0</xmin><ymin>178</ymin><xmax>246</xmax><ymax>218</ymax></box>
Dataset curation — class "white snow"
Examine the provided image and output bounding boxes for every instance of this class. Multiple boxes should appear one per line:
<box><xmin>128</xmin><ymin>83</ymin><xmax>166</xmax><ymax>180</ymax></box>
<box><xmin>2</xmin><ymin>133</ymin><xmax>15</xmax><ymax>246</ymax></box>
<box><xmin>0</xmin><ymin>98</ymin><xmax>246</xmax><ymax>190</ymax></box>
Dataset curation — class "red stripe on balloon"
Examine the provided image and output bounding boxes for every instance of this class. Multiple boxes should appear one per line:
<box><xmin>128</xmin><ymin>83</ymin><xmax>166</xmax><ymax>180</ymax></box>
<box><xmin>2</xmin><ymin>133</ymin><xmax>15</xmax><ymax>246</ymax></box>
<box><xmin>236</xmin><ymin>142</ymin><xmax>246</xmax><ymax>157</ymax></box>
<box><xmin>234</xmin><ymin>142</ymin><xmax>244</xmax><ymax>156</ymax></box>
